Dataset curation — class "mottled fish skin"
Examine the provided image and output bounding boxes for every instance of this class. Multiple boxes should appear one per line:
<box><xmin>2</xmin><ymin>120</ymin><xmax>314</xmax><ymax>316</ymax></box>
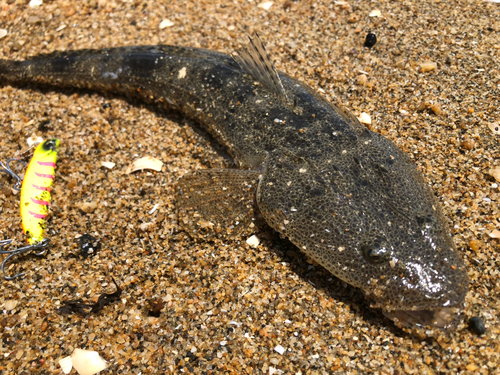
<box><xmin>0</xmin><ymin>42</ymin><xmax>468</xmax><ymax>329</ymax></box>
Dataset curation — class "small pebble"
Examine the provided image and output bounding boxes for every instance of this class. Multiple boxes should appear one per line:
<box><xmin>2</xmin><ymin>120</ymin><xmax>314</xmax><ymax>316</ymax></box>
<box><xmin>357</xmin><ymin>74</ymin><xmax>368</xmax><ymax>86</ymax></box>
<box><xmin>461</xmin><ymin>138</ymin><xmax>475</xmax><ymax>150</ymax></box>
<box><xmin>468</xmin><ymin>239</ymin><xmax>482</xmax><ymax>251</ymax></box>
<box><xmin>429</xmin><ymin>103</ymin><xmax>442</xmax><ymax>116</ymax></box>
<box><xmin>246</xmin><ymin>234</ymin><xmax>260</xmax><ymax>248</ymax></box>
<box><xmin>468</xmin><ymin>317</ymin><xmax>486</xmax><ymax>336</ymax></box>
<box><xmin>420</xmin><ymin>62</ymin><xmax>437</xmax><ymax>72</ymax></box>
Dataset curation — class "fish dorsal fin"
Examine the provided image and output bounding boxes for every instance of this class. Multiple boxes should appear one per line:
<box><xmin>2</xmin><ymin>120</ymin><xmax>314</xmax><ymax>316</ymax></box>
<box><xmin>232</xmin><ymin>33</ymin><xmax>287</xmax><ymax>103</ymax></box>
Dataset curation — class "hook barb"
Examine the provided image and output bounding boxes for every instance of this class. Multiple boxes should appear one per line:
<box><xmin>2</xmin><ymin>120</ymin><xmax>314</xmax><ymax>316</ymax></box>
<box><xmin>0</xmin><ymin>238</ymin><xmax>50</xmax><ymax>280</ymax></box>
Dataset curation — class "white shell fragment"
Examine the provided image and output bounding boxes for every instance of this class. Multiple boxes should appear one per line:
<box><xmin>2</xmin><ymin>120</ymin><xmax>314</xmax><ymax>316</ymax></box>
<box><xmin>0</xmin><ymin>29</ymin><xmax>7</xmax><ymax>39</ymax></box>
<box><xmin>3</xmin><ymin>300</ymin><xmax>18</xmax><ymax>311</ymax></box>
<box><xmin>488</xmin><ymin>122</ymin><xmax>500</xmax><ymax>135</ymax></box>
<box><xmin>274</xmin><ymin>345</ymin><xmax>285</xmax><ymax>355</ymax></box>
<box><xmin>58</xmin><ymin>356</ymin><xmax>73</xmax><ymax>374</ymax></box>
<box><xmin>159</xmin><ymin>19</ymin><xmax>174</xmax><ymax>29</ymax></box>
<box><xmin>489</xmin><ymin>168</ymin><xmax>500</xmax><ymax>183</ymax></box>
<box><xmin>101</xmin><ymin>161</ymin><xmax>115</xmax><ymax>169</ymax></box>
<box><xmin>71</xmin><ymin>348</ymin><xmax>108</xmax><ymax>375</ymax></box>
<box><xmin>27</xmin><ymin>136</ymin><xmax>44</xmax><ymax>147</ymax></box>
<box><xmin>125</xmin><ymin>156</ymin><xmax>163</xmax><ymax>174</ymax></box>
<box><xmin>258</xmin><ymin>1</ymin><xmax>273</xmax><ymax>10</ymax></box>
<box><xmin>369</xmin><ymin>9</ymin><xmax>381</xmax><ymax>17</ymax></box>
<box><xmin>358</xmin><ymin>112</ymin><xmax>372</xmax><ymax>125</ymax></box>
<box><xmin>246</xmin><ymin>234</ymin><xmax>260</xmax><ymax>248</ymax></box>
<box><xmin>29</xmin><ymin>0</ymin><xmax>43</xmax><ymax>7</ymax></box>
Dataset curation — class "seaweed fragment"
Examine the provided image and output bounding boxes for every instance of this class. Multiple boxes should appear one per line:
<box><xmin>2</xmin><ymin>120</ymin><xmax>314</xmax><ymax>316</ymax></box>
<box><xmin>58</xmin><ymin>277</ymin><xmax>122</xmax><ymax>316</ymax></box>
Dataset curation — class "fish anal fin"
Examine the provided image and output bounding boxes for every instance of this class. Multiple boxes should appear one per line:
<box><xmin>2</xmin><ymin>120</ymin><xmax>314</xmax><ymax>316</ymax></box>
<box><xmin>232</xmin><ymin>33</ymin><xmax>287</xmax><ymax>103</ymax></box>
<box><xmin>176</xmin><ymin>168</ymin><xmax>262</xmax><ymax>241</ymax></box>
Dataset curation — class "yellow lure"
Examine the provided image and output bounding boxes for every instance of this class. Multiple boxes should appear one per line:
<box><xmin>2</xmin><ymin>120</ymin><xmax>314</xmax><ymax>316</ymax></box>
<box><xmin>20</xmin><ymin>139</ymin><xmax>60</xmax><ymax>245</ymax></box>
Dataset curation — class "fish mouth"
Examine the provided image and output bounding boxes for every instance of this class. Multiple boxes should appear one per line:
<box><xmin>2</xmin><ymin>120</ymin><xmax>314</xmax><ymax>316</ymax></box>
<box><xmin>383</xmin><ymin>306</ymin><xmax>462</xmax><ymax>329</ymax></box>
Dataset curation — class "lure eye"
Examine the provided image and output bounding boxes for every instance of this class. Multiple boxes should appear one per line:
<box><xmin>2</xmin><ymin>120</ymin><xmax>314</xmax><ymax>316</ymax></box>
<box><xmin>362</xmin><ymin>237</ymin><xmax>391</xmax><ymax>265</ymax></box>
<box><xmin>42</xmin><ymin>139</ymin><xmax>58</xmax><ymax>151</ymax></box>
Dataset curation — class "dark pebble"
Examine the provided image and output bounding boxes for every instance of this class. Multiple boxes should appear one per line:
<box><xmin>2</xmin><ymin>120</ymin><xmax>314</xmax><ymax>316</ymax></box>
<box><xmin>77</xmin><ymin>233</ymin><xmax>101</xmax><ymax>258</ymax></box>
<box><xmin>364</xmin><ymin>33</ymin><xmax>377</xmax><ymax>48</ymax></box>
<box><xmin>468</xmin><ymin>316</ymin><xmax>486</xmax><ymax>335</ymax></box>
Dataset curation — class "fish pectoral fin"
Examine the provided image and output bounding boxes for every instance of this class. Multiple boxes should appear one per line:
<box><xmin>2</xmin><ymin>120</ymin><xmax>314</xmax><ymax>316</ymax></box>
<box><xmin>232</xmin><ymin>33</ymin><xmax>288</xmax><ymax>103</ymax></box>
<box><xmin>176</xmin><ymin>168</ymin><xmax>262</xmax><ymax>241</ymax></box>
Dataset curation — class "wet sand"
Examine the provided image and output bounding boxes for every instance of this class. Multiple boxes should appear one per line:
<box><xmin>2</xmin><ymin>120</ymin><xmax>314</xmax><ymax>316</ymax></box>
<box><xmin>0</xmin><ymin>0</ymin><xmax>499</xmax><ymax>374</ymax></box>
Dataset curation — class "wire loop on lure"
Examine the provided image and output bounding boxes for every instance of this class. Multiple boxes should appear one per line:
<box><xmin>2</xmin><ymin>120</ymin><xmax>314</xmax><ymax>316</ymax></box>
<box><xmin>0</xmin><ymin>238</ymin><xmax>50</xmax><ymax>280</ymax></box>
<box><xmin>0</xmin><ymin>158</ymin><xmax>26</xmax><ymax>191</ymax></box>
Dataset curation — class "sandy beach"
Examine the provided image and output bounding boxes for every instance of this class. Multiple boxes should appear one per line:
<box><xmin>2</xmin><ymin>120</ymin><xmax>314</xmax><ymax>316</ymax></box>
<box><xmin>0</xmin><ymin>0</ymin><xmax>499</xmax><ymax>374</ymax></box>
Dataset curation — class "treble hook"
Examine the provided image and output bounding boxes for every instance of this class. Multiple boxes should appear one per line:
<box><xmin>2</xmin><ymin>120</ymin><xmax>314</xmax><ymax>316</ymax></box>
<box><xmin>0</xmin><ymin>158</ymin><xmax>26</xmax><ymax>191</ymax></box>
<box><xmin>0</xmin><ymin>238</ymin><xmax>50</xmax><ymax>280</ymax></box>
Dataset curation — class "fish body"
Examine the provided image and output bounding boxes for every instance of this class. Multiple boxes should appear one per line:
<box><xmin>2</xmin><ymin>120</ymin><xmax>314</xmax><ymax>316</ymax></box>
<box><xmin>0</xmin><ymin>39</ymin><xmax>468</xmax><ymax>329</ymax></box>
<box><xmin>20</xmin><ymin>139</ymin><xmax>59</xmax><ymax>244</ymax></box>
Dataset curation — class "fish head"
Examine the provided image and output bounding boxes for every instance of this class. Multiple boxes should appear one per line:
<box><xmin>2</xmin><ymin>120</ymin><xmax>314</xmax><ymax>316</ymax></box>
<box><xmin>355</xmin><ymin>215</ymin><xmax>469</xmax><ymax>330</ymax></box>
<box><xmin>257</xmin><ymin>146</ymin><xmax>468</xmax><ymax>330</ymax></box>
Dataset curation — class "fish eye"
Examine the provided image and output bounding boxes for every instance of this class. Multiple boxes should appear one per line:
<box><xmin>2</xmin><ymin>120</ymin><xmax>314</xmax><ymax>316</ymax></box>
<box><xmin>362</xmin><ymin>237</ymin><xmax>390</xmax><ymax>265</ymax></box>
<box><xmin>42</xmin><ymin>139</ymin><xmax>57</xmax><ymax>151</ymax></box>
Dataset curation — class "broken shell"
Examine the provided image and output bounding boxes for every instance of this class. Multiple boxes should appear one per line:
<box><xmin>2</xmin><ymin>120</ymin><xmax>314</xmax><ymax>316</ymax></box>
<box><xmin>489</xmin><ymin>168</ymin><xmax>500</xmax><ymax>183</ymax></box>
<box><xmin>71</xmin><ymin>348</ymin><xmax>108</xmax><ymax>375</ymax></box>
<box><xmin>258</xmin><ymin>1</ymin><xmax>273</xmax><ymax>10</ymax></box>
<box><xmin>369</xmin><ymin>9</ymin><xmax>381</xmax><ymax>17</ymax></box>
<box><xmin>4</xmin><ymin>300</ymin><xmax>18</xmax><ymax>310</ymax></box>
<box><xmin>358</xmin><ymin>112</ymin><xmax>372</xmax><ymax>125</ymax></box>
<box><xmin>58</xmin><ymin>356</ymin><xmax>73</xmax><ymax>374</ymax></box>
<box><xmin>159</xmin><ymin>19</ymin><xmax>174</xmax><ymax>29</ymax></box>
<box><xmin>125</xmin><ymin>156</ymin><xmax>163</xmax><ymax>174</ymax></box>
<box><xmin>489</xmin><ymin>230</ymin><xmax>500</xmax><ymax>239</ymax></box>
<box><xmin>101</xmin><ymin>161</ymin><xmax>115</xmax><ymax>169</ymax></box>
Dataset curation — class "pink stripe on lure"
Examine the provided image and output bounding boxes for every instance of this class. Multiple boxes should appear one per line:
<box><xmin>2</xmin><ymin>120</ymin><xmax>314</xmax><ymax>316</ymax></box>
<box><xmin>32</xmin><ymin>184</ymin><xmax>51</xmax><ymax>191</ymax></box>
<box><xmin>31</xmin><ymin>197</ymin><xmax>49</xmax><ymax>206</ymax></box>
<box><xmin>37</xmin><ymin>161</ymin><xmax>56</xmax><ymax>167</ymax></box>
<box><xmin>34</xmin><ymin>172</ymin><xmax>54</xmax><ymax>179</ymax></box>
<box><xmin>29</xmin><ymin>210</ymin><xmax>47</xmax><ymax>219</ymax></box>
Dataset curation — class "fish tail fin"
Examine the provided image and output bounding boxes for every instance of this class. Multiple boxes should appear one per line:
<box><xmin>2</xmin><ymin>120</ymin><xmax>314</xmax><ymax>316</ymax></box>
<box><xmin>232</xmin><ymin>33</ymin><xmax>288</xmax><ymax>103</ymax></box>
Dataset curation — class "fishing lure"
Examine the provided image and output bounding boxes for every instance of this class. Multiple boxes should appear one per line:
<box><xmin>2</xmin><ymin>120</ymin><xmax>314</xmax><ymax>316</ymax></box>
<box><xmin>0</xmin><ymin>138</ymin><xmax>59</xmax><ymax>279</ymax></box>
<box><xmin>20</xmin><ymin>138</ymin><xmax>59</xmax><ymax>244</ymax></box>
